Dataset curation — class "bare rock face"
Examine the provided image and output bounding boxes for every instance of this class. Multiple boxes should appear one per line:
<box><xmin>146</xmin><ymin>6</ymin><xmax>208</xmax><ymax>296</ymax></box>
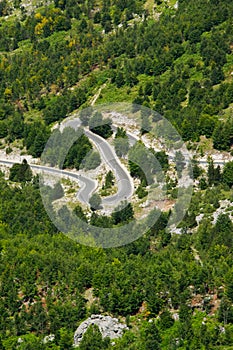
<box><xmin>74</xmin><ymin>314</ymin><xmax>128</xmax><ymax>347</ymax></box>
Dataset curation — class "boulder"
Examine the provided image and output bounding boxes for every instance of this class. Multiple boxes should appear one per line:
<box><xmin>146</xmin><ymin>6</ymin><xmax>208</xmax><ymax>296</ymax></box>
<box><xmin>74</xmin><ymin>314</ymin><xmax>128</xmax><ymax>347</ymax></box>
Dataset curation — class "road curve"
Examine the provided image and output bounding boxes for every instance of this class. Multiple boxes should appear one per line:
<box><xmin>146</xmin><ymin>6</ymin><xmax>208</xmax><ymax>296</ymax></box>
<box><xmin>61</xmin><ymin>118</ymin><xmax>134</xmax><ymax>206</ymax></box>
<box><xmin>0</xmin><ymin>159</ymin><xmax>97</xmax><ymax>204</ymax></box>
<box><xmin>0</xmin><ymin>121</ymin><xmax>230</xmax><ymax>209</ymax></box>
<box><xmin>0</xmin><ymin>125</ymin><xmax>134</xmax><ymax>207</ymax></box>
<box><xmin>84</xmin><ymin>129</ymin><xmax>134</xmax><ymax>206</ymax></box>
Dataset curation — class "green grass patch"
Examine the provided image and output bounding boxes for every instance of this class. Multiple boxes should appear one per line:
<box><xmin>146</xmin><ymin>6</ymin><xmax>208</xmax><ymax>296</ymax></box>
<box><xmin>96</xmin><ymin>83</ymin><xmax>138</xmax><ymax>104</ymax></box>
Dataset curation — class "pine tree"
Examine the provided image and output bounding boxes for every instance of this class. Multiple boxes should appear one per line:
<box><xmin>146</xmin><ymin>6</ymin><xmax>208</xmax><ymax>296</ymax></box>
<box><xmin>79</xmin><ymin>325</ymin><xmax>110</xmax><ymax>349</ymax></box>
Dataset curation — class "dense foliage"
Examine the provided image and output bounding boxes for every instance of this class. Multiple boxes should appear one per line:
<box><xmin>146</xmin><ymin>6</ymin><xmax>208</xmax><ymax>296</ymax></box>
<box><xmin>0</xmin><ymin>165</ymin><xmax>233</xmax><ymax>348</ymax></box>
<box><xmin>0</xmin><ymin>0</ymin><xmax>232</xmax><ymax>149</ymax></box>
<box><xmin>0</xmin><ymin>0</ymin><xmax>233</xmax><ymax>348</ymax></box>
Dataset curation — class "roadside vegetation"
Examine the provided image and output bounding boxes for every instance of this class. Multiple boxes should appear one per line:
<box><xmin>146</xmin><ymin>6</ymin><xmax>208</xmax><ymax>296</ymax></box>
<box><xmin>0</xmin><ymin>0</ymin><xmax>233</xmax><ymax>348</ymax></box>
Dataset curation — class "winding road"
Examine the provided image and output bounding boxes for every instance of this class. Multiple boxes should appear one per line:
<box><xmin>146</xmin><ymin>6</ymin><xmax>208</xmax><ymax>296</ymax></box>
<box><xmin>61</xmin><ymin>118</ymin><xmax>134</xmax><ymax>206</ymax></box>
<box><xmin>0</xmin><ymin>121</ymin><xmax>134</xmax><ymax>209</ymax></box>
<box><xmin>85</xmin><ymin>129</ymin><xmax>133</xmax><ymax>206</ymax></box>
<box><xmin>0</xmin><ymin>120</ymin><xmax>230</xmax><ymax>209</ymax></box>
<box><xmin>0</xmin><ymin>159</ymin><xmax>97</xmax><ymax>204</ymax></box>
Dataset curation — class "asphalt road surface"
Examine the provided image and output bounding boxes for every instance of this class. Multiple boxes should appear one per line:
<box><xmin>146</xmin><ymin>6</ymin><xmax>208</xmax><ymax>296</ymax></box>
<box><xmin>84</xmin><ymin>129</ymin><xmax>133</xmax><ymax>206</ymax></box>
<box><xmin>61</xmin><ymin>118</ymin><xmax>134</xmax><ymax>206</ymax></box>
<box><xmin>0</xmin><ymin>120</ymin><xmax>229</xmax><ymax>208</ymax></box>
<box><xmin>0</xmin><ymin>159</ymin><xmax>97</xmax><ymax>204</ymax></box>
<box><xmin>0</xmin><ymin>123</ymin><xmax>134</xmax><ymax>207</ymax></box>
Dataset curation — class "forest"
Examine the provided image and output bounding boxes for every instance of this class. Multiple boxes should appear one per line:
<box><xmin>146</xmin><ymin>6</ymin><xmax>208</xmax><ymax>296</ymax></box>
<box><xmin>0</xmin><ymin>0</ymin><xmax>233</xmax><ymax>348</ymax></box>
<box><xmin>0</xmin><ymin>0</ymin><xmax>233</xmax><ymax>154</ymax></box>
<box><xmin>0</xmin><ymin>158</ymin><xmax>233</xmax><ymax>349</ymax></box>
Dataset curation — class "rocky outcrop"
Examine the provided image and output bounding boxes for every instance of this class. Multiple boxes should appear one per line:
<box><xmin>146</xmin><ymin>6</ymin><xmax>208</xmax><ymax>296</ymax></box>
<box><xmin>74</xmin><ymin>314</ymin><xmax>128</xmax><ymax>347</ymax></box>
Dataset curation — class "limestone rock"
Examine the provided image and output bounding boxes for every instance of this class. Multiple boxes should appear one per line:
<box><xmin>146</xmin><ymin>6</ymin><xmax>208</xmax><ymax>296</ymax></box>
<box><xmin>74</xmin><ymin>314</ymin><xmax>128</xmax><ymax>347</ymax></box>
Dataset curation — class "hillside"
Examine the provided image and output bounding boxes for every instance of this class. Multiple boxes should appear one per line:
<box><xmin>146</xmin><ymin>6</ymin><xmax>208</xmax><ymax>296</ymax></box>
<box><xmin>0</xmin><ymin>0</ymin><xmax>233</xmax><ymax>349</ymax></box>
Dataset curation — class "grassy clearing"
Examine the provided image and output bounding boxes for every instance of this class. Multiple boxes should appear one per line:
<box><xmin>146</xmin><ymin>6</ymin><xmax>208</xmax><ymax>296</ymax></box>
<box><xmin>96</xmin><ymin>83</ymin><xmax>138</xmax><ymax>104</ymax></box>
